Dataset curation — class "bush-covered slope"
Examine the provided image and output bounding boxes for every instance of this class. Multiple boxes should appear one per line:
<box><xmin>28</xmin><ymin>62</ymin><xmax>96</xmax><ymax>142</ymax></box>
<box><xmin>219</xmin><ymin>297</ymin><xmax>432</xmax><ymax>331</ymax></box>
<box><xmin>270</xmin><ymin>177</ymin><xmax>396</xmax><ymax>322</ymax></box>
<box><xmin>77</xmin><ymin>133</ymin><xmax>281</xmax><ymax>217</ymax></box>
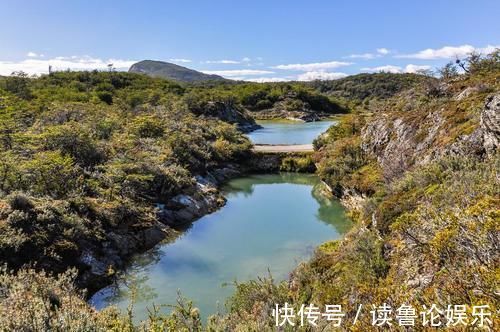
<box><xmin>185</xmin><ymin>82</ymin><xmax>348</xmax><ymax>121</ymax></box>
<box><xmin>0</xmin><ymin>71</ymin><xmax>253</xmax><ymax>292</ymax></box>
<box><xmin>0</xmin><ymin>52</ymin><xmax>498</xmax><ymax>331</ymax></box>
<box><xmin>209</xmin><ymin>51</ymin><xmax>500</xmax><ymax>331</ymax></box>
<box><xmin>310</xmin><ymin>72</ymin><xmax>434</xmax><ymax>105</ymax></box>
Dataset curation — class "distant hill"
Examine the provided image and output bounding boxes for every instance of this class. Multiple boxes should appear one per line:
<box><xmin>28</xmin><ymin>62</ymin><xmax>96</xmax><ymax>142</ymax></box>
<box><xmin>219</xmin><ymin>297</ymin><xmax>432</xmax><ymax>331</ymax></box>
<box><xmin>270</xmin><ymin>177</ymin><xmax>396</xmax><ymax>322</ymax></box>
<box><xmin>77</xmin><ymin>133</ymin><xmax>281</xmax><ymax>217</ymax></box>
<box><xmin>129</xmin><ymin>60</ymin><xmax>228</xmax><ymax>83</ymax></box>
<box><xmin>309</xmin><ymin>72</ymin><xmax>433</xmax><ymax>102</ymax></box>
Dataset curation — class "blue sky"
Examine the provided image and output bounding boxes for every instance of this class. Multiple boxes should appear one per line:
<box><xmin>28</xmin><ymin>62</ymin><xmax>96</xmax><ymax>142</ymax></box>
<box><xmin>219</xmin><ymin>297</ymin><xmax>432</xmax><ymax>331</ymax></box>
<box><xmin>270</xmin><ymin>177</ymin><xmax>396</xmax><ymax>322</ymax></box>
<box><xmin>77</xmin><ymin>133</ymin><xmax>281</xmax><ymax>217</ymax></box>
<box><xmin>1</xmin><ymin>0</ymin><xmax>499</xmax><ymax>81</ymax></box>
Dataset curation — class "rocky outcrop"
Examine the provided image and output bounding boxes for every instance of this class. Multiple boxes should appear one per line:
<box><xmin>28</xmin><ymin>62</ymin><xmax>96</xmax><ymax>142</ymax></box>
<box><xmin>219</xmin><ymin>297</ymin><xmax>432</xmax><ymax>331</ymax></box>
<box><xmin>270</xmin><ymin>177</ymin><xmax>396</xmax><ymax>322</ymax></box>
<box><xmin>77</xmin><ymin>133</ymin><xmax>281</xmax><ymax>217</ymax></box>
<box><xmin>339</xmin><ymin>188</ymin><xmax>366</xmax><ymax>212</ymax></box>
<box><xmin>479</xmin><ymin>94</ymin><xmax>500</xmax><ymax>156</ymax></box>
<box><xmin>198</xmin><ymin>101</ymin><xmax>261</xmax><ymax>132</ymax></box>
<box><xmin>78</xmin><ymin>164</ymin><xmax>245</xmax><ymax>295</ymax></box>
<box><xmin>446</xmin><ymin>93</ymin><xmax>499</xmax><ymax>158</ymax></box>
<box><xmin>254</xmin><ymin>98</ymin><xmax>328</xmax><ymax>122</ymax></box>
<box><xmin>361</xmin><ymin>93</ymin><xmax>499</xmax><ymax>179</ymax></box>
<box><xmin>157</xmin><ymin>175</ymin><xmax>226</xmax><ymax>227</ymax></box>
<box><xmin>78</xmin><ymin>220</ymin><xmax>172</xmax><ymax>293</ymax></box>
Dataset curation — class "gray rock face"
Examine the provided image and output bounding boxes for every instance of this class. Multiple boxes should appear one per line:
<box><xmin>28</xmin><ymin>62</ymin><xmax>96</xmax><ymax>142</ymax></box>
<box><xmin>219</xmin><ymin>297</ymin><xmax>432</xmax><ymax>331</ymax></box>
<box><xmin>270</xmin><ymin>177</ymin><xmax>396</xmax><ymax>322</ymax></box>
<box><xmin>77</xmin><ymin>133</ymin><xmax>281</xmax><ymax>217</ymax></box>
<box><xmin>157</xmin><ymin>176</ymin><xmax>226</xmax><ymax>227</ymax></box>
<box><xmin>453</xmin><ymin>84</ymin><xmax>490</xmax><ymax>101</ymax></box>
<box><xmin>361</xmin><ymin>93</ymin><xmax>499</xmax><ymax>180</ymax></box>
<box><xmin>481</xmin><ymin>94</ymin><xmax>500</xmax><ymax>156</ymax></box>
<box><xmin>79</xmin><ymin>165</ymin><xmax>246</xmax><ymax>294</ymax></box>
<box><xmin>361</xmin><ymin>115</ymin><xmax>424</xmax><ymax>179</ymax></box>
<box><xmin>447</xmin><ymin>93</ymin><xmax>500</xmax><ymax>158</ymax></box>
<box><xmin>78</xmin><ymin>220</ymin><xmax>171</xmax><ymax>293</ymax></box>
<box><xmin>201</xmin><ymin>101</ymin><xmax>260</xmax><ymax>133</ymax></box>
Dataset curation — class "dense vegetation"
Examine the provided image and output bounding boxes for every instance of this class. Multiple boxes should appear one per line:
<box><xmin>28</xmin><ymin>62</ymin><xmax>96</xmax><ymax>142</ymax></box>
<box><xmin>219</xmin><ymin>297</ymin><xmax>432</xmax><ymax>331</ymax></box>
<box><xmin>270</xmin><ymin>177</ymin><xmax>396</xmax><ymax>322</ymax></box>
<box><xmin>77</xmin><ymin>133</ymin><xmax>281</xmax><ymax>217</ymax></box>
<box><xmin>185</xmin><ymin>81</ymin><xmax>347</xmax><ymax>120</ymax></box>
<box><xmin>0</xmin><ymin>71</ymin><xmax>252</xmax><ymax>289</ymax></box>
<box><xmin>212</xmin><ymin>51</ymin><xmax>500</xmax><ymax>330</ymax></box>
<box><xmin>0</xmin><ymin>51</ymin><xmax>498</xmax><ymax>331</ymax></box>
<box><xmin>310</xmin><ymin>72</ymin><xmax>433</xmax><ymax>105</ymax></box>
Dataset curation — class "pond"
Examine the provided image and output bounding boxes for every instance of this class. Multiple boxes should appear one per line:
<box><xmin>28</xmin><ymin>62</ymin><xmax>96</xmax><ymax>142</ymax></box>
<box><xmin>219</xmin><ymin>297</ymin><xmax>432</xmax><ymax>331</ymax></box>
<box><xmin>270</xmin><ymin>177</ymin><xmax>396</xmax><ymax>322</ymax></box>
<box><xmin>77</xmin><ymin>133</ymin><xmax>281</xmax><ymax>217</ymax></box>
<box><xmin>246</xmin><ymin>120</ymin><xmax>334</xmax><ymax>145</ymax></box>
<box><xmin>90</xmin><ymin>173</ymin><xmax>350</xmax><ymax>321</ymax></box>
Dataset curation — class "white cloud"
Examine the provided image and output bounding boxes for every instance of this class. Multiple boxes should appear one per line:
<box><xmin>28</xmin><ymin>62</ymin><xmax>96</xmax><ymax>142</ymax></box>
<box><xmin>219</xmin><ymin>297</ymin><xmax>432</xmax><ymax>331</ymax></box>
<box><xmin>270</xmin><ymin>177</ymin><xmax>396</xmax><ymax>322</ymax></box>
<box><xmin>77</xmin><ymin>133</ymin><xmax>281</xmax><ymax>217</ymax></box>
<box><xmin>27</xmin><ymin>52</ymin><xmax>39</xmax><ymax>57</ymax></box>
<box><xmin>348</xmin><ymin>53</ymin><xmax>376</xmax><ymax>59</ymax></box>
<box><xmin>479</xmin><ymin>45</ymin><xmax>500</xmax><ymax>55</ymax></box>
<box><xmin>397</xmin><ymin>44</ymin><xmax>500</xmax><ymax>59</ymax></box>
<box><xmin>241</xmin><ymin>57</ymin><xmax>251</xmax><ymax>62</ymax></box>
<box><xmin>404</xmin><ymin>64</ymin><xmax>431</xmax><ymax>73</ymax></box>
<box><xmin>347</xmin><ymin>48</ymin><xmax>390</xmax><ymax>59</ymax></box>
<box><xmin>361</xmin><ymin>65</ymin><xmax>402</xmax><ymax>73</ymax></box>
<box><xmin>205</xmin><ymin>59</ymin><xmax>240</xmax><ymax>64</ymax></box>
<box><xmin>273</xmin><ymin>60</ymin><xmax>352</xmax><ymax>71</ymax></box>
<box><xmin>244</xmin><ymin>77</ymin><xmax>288</xmax><ymax>83</ymax></box>
<box><xmin>169</xmin><ymin>58</ymin><xmax>191</xmax><ymax>63</ymax></box>
<box><xmin>0</xmin><ymin>55</ymin><xmax>136</xmax><ymax>75</ymax></box>
<box><xmin>297</xmin><ymin>71</ymin><xmax>348</xmax><ymax>81</ymax></box>
<box><xmin>361</xmin><ymin>64</ymin><xmax>432</xmax><ymax>74</ymax></box>
<box><xmin>201</xmin><ymin>69</ymin><xmax>274</xmax><ymax>77</ymax></box>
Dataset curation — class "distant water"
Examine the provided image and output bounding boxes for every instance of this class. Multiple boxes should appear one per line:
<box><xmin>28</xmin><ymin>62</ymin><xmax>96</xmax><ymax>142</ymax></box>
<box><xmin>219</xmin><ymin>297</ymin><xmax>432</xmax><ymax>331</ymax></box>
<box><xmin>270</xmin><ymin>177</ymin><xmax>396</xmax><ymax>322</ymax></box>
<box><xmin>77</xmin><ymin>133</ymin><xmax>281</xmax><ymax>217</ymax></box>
<box><xmin>247</xmin><ymin>120</ymin><xmax>334</xmax><ymax>145</ymax></box>
<box><xmin>90</xmin><ymin>173</ymin><xmax>350</xmax><ymax>321</ymax></box>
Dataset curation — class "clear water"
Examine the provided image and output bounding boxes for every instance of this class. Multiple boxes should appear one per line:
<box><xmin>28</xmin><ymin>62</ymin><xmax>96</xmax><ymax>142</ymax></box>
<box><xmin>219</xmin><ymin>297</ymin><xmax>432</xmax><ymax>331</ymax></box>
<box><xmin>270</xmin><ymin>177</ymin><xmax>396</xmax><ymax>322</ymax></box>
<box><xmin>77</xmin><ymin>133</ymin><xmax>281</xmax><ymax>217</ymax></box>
<box><xmin>247</xmin><ymin>120</ymin><xmax>334</xmax><ymax>144</ymax></box>
<box><xmin>90</xmin><ymin>173</ymin><xmax>350</xmax><ymax>321</ymax></box>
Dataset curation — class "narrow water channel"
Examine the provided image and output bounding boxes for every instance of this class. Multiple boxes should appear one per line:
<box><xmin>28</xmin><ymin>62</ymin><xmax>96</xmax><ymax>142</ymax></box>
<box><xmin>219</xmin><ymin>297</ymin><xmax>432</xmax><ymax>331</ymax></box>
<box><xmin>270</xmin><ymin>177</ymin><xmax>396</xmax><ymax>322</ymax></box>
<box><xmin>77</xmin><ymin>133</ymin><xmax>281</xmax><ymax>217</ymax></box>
<box><xmin>90</xmin><ymin>173</ymin><xmax>350</xmax><ymax>320</ymax></box>
<box><xmin>247</xmin><ymin>120</ymin><xmax>334</xmax><ymax>144</ymax></box>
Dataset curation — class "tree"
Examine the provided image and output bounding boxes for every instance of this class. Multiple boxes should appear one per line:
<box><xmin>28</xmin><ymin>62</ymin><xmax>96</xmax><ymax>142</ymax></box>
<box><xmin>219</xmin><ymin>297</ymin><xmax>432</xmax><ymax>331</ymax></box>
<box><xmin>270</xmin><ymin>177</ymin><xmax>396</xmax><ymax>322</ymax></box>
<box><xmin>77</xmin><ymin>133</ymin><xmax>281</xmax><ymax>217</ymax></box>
<box><xmin>2</xmin><ymin>71</ymin><xmax>33</xmax><ymax>100</ymax></box>
<box><xmin>23</xmin><ymin>151</ymin><xmax>77</xmax><ymax>198</ymax></box>
<box><xmin>439</xmin><ymin>62</ymin><xmax>459</xmax><ymax>80</ymax></box>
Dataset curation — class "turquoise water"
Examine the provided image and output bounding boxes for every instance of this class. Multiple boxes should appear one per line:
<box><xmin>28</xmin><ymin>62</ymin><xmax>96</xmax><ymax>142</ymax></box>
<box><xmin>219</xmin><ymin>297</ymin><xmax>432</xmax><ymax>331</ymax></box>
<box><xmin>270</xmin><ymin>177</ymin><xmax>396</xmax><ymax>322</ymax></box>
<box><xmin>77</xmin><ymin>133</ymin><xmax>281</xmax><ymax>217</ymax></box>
<box><xmin>90</xmin><ymin>173</ymin><xmax>350</xmax><ymax>320</ymax></box>
<box><xmin>247</xmin><ymin>120</ymin><xmax>334</xmax><ymax>144</ymax></box>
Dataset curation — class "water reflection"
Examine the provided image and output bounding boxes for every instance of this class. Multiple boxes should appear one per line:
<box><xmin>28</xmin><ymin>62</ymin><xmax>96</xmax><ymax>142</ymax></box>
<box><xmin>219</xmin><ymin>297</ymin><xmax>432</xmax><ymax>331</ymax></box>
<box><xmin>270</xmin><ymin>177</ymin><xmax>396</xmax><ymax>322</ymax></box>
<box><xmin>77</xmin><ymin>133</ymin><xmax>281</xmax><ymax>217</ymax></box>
<box><xmin>91</xmin><ymin>173</ymin><xmax>351</xmax><ymax>321</ymax></box>
<box><xmin>247</xmin><ymin>120</ymin><xmax>335</xmax><ymax>145</ymax></box>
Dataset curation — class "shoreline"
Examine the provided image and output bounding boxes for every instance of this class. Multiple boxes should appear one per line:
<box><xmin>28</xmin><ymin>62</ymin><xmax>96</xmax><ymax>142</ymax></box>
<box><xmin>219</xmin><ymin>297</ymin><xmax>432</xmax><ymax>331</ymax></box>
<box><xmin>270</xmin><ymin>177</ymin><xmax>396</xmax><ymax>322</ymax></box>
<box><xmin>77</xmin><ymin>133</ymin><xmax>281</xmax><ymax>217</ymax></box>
<box><xmin>84</xmin><ymin>119</ymin><xmax>339</xmax><ymax>300</ymax></box>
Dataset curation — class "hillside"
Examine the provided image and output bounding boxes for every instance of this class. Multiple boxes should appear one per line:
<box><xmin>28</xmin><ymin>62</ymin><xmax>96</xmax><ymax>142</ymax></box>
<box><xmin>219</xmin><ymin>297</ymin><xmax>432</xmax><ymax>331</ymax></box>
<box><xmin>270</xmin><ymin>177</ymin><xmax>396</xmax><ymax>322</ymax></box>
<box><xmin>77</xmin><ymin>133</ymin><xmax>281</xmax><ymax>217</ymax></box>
<box><xmin>0</xmin><ymin>71</ymin><xmax>254</xmax><ymax>294</ymax></box>
<box><xmin>310</xmin><ymin>72</ymin><xmax>433</xmax><ymax>103</ymax></box>
<box><xmin>0</xmin><ymin>51</ymin><xmax>498</xmax><ymax>330</ymax></box>
<box><xmin>211</xmin><ymin>51</ymin><xmax>500</xmax><ymax>331</ymax></box>
<box><xmin>129</xmin><ymin>60</ymin><xmax>228</xmax><ymax>83</ymax></box>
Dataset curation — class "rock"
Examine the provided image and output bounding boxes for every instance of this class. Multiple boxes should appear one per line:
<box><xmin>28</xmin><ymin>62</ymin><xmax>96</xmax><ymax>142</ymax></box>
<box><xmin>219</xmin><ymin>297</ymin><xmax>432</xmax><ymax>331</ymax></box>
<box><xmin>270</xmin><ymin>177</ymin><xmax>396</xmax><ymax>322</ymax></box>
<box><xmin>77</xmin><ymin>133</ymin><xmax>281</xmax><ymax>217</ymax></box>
<box><xmin>446</xmin><ymin>93</ymin><xmax>500</xmax><ymax>158</ymax></box>
<box><xmin>158</xmin><ymin>175</ymin><xmax>227</xmax><ymax>227</ymax></box>
<box><xmin>362</xmin><ymin>94</ymin><xmax>499</xmax><ymax>180</ymax></box>
<box><xmin>362</xmin><ymin>115</ymin><xmax>418</xmax><ymax>179</ymax></box>
<box><xmin>481</xmin><ymin>94</ymin><xmax>500</xmax><ymax>156</ymax></box>
<box><xmin>201</xmin><ymin>101</ymin><xmax>260</xmax><ymax>133</ymax></box>
<box><xmin>142</xmin><ymin>225</ymin><xmax>168</xmax><ymax>248</ymax></box>
<box><xmin>80</xmin><ymin>250</ymin><xmax>108</xmax><ymax>276</ymax></box>
<box><xmin>210</xmin><ymin>165</ymin><xmax>241</xmax><ymax>182</ymax></box>
<box><xmin>453</xmin><ymin>84</ymin><xmax>490</xmax><ymax>101</ymax></box>
<box><xmin>339</xmin><ymin>188</ymin><xmax>366</xmax><ymax>211</ymax></box>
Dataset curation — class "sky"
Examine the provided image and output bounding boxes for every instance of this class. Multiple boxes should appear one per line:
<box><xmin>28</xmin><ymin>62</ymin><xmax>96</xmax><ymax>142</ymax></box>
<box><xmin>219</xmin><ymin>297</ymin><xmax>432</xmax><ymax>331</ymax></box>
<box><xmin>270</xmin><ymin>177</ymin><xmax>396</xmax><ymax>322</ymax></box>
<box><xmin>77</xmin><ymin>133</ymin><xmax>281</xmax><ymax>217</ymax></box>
<box><xmin>0</xmin><ymin>0</ymin><xmax>499</xmax><ymax>81</ymax></box>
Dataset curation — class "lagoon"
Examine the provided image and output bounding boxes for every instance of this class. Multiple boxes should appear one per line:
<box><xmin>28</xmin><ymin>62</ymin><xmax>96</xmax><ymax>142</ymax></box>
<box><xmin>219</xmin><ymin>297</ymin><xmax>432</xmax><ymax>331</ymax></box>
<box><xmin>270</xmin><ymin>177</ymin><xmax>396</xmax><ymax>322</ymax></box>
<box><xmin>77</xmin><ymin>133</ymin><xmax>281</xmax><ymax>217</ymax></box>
<box><xmin>247</xmin><ymin>120</ymin><xmax>334</xmax><ymax>145</ymax></box>
<box><xmin>90</xmin><ymin>173</ymin><xmax>350</xmax><ymax>320</ymax></box>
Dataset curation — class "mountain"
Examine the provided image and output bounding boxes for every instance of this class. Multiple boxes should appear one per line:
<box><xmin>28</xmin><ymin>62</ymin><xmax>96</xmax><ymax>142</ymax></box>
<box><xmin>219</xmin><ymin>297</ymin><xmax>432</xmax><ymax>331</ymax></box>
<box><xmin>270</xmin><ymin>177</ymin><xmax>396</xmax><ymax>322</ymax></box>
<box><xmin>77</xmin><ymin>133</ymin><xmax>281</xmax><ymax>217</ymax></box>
<box><xmin>129</xmin><ymin>60</ymin><xmax>228</xmax><ymax>83</ymax></box>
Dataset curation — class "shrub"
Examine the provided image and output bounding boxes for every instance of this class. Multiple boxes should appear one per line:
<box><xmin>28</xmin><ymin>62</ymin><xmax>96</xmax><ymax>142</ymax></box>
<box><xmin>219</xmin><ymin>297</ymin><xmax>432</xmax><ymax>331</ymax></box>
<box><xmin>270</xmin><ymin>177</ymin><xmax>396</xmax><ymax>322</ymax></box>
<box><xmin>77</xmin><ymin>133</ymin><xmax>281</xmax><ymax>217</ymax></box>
<box><xmin>280</xmin><ymin>155</ymin><xmax>316</xmax><ymax>172</ymax></box>
<box><xmin>23</xmin><ymin>151</ymin><xmax>77</xmax><ymax>198</ymax></box>
<box><xmin>129</xmin><ymin>115</ymin><xmax>165</xmax><ymax>138</ymax></box>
